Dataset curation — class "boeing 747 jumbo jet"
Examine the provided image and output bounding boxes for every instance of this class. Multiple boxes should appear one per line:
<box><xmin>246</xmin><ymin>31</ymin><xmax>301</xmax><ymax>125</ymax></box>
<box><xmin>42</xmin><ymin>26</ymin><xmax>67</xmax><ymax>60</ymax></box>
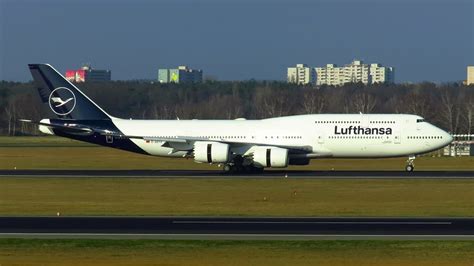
<box><xmin>23</xmin><ymin>64</ymin><xmax>453</xmax><ymax>173</ymax></box>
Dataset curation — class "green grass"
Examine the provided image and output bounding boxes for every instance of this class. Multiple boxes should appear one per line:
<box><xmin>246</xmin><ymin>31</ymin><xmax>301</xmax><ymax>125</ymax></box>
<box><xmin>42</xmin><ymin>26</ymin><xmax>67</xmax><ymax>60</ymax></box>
<box><xmin>1</xmin><ymin>136</ymin><xmax>473</xmax><ymax>217</ymax></box>
<box><xmin>1</xmin><ymin>137</ymin><xmax>473</xmax><ymax>264</ymax></box>
<box><xmin>1</xmin><ymin>136</ymin><xmax>473</xmax><ymax>170</ymax></box>
<box><xmin>0</xmin><ymin>136</ymin><xmax>94</xmax><ymax>147</ymax></box>
<box><xmin>1</xmin><ymin>177</ymin><xmax>474</xmax><ymax>216</ymax></box>
<box><xmin>0</xmin><ymin>146</ymin><xmax>216</xmax><ymax>170</ymax></box>
<box><xmin>1</xmin><ymin>239</ymin><xmax>473</xmax><ymax>266</ymax></box>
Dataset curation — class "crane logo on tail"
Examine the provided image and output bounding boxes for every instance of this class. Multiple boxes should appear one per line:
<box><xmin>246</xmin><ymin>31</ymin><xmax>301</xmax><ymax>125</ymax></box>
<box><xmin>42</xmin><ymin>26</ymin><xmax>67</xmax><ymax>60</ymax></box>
<box><xmin>48</xmin><ymin>87</ymin><xmax>76</xmax><ymax>116</ymax></box>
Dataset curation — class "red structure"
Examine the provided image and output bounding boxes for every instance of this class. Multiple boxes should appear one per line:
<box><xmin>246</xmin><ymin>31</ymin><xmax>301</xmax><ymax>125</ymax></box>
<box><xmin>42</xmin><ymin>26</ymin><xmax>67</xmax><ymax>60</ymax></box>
<box><xmin>65</xmin><ymin>69</ymin><xmax>86</xmax><ymax>82</ymax></box>
<box><xmin>65</xmin><ymin>65</ymin><xmax>111</xmax><ymax>83</ymax></box>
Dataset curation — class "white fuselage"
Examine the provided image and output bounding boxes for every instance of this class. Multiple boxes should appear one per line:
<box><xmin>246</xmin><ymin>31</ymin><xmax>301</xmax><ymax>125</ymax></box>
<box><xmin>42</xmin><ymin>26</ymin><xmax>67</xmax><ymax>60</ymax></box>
<box><xmin>112</xmin><ymin>114</ymin><xmax>452</xmax><ymax>159</ymax></box>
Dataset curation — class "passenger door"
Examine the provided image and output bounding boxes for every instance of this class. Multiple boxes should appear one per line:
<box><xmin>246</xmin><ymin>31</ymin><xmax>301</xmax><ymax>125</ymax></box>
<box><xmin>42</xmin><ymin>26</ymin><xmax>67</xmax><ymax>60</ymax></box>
<box><xmin>317</xmin><ymin>130</ymin><xmax>325</xmax><ymax>144</ymax></box>
<box><xmin>394</xmin><ymin>130</ymin><xmax>401</xmax><ymax>144</ymax></box>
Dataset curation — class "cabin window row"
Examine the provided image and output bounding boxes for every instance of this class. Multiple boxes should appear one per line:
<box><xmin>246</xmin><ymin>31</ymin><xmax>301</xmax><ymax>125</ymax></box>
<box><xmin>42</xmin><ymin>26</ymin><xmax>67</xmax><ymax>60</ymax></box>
<box><xmin>153</xmin><ymin>136</ymin><xmax>306</xmax><ymax>140</ymax></box>
<box><xmin>265</xmin><ymin>136</ymin><xmax>302</xmax><ymax>139</ymax></box>
<box><xmin>369</xmin><ymin>121</ymin><xmax>395</xmax><ymax>124</ymax></box>
<box><xmin>329</xmin><ymin>136</ymin><xmax>385</xmax><ymax>139</ymax></box>
<box><xmin>154</xmin><ymin>136</ymin><xmax>249</xmax><ymax>139</ymax></box>
<box><xmin>407</xmin><ymin>136</ymin><xmax>443</xmax><ymax>139</ymax></box>
<box><xmin>209</xmin><ymin>136</ymin><xmax>247</xmax><ymax>139</ymax></box>
<box><xmin>315</xmin><ymin>121</ymin><xmax>361</xmax><ymax>124</ymax></box>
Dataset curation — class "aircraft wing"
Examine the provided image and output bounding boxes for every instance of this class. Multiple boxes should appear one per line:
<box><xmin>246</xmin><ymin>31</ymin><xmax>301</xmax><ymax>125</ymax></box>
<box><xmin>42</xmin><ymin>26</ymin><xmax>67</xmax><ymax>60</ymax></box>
<box><xmin>124</xmin><ymin>135</ymin><xmax>313</xmax><ymax>153</ymax></box>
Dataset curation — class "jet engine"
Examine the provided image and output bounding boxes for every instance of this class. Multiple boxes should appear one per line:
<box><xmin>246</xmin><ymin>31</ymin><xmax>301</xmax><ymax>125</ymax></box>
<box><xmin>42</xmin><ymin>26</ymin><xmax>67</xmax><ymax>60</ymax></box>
<box><xmin>194</xmin><ymin>141</ymin><xmax>230</xmax><ymax>163</ymax></box>
<box><xmin>252</xmin><ymin>147</ymin><xmax>289</xmax><ymax>168</ymax></box>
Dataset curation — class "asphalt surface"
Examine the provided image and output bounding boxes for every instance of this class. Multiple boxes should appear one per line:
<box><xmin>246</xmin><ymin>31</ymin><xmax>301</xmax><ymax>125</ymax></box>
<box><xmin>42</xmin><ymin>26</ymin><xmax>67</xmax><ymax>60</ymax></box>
<box><xmin>0</xmin><ymin>169</ymin><xmax>473</xmax><ymax>178</ymax></box>
<box><xmin>1</xmin><ymin>217</ymin><xmax>474</xmax><ymax>240</ymax></box>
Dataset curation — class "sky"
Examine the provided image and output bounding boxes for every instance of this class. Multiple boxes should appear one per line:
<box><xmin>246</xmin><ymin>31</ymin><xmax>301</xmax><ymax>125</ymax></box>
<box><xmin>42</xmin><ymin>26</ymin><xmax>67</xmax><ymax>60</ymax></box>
<box><xmin>0</xmin><ymin>0</ymin><xmax>473</xmax><ymax>82</ymax></box>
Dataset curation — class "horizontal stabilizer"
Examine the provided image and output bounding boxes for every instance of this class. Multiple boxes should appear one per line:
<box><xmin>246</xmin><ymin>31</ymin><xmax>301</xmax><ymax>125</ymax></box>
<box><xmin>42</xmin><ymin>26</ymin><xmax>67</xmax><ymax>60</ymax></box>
<box><xmin>19</xmin><ymin>119</ymin><xmax>93</xmax><ymax>135</ymax></box>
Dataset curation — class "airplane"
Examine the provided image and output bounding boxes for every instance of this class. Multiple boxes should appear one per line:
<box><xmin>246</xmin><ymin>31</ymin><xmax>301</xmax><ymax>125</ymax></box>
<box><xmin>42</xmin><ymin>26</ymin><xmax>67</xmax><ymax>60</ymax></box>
<box><xmin>23</xmin><ymin>64</ymin><xmax>453</xmax><ymax>173</ymax></box>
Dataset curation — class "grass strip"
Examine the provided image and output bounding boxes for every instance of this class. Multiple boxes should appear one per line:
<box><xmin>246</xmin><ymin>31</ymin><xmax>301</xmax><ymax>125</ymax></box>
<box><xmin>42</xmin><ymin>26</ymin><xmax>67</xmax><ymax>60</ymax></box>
<box><xmin>1</xmin><ymin>177</ymin><xmax>474</xmax><ymax>216</ymax></box>
<box><xmin>1</xmin><ymin>145</ymin><xmax>473</xmax><ymax>171</ymax></box>
<box><xmin>1</xmin><ymin>239</ymin><xmax>474</xmax><ymax>266</ymax></box>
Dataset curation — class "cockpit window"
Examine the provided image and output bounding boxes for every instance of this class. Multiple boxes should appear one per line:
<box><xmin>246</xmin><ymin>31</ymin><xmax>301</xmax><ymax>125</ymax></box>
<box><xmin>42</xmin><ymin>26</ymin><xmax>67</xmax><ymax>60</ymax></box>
<box><xmin>416</xmin><ymin>119</ymin><xmax>425</xmax><ymax>123</ymax></box>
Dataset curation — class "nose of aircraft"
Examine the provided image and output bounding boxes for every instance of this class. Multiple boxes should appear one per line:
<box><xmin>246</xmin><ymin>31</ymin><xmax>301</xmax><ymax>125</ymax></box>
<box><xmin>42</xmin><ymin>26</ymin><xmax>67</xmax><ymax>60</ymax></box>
<box><xmin>442</xmin><ymin>130</ymin><xmax>453</xmax><ymax>146</ymax></box>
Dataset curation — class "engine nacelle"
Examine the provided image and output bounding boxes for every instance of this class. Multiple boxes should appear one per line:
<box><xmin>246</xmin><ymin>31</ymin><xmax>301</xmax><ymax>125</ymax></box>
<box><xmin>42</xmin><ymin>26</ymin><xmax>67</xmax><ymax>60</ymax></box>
<box><xmin>253</xmin><ymin>147</ymin><xmax>289</xmax><ymax>168</ymax></box>
<box><xmin>194</xmin><ymin>141</ymin><xmax>230</xmax><ymax>163</ymax></box>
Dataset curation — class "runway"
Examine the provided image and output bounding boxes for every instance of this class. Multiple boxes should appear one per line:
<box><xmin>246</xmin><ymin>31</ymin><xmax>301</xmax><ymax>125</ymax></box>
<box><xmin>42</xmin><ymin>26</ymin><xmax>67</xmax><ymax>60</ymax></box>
<box><xmin>1</xmin><ymin>217</ymin><xmax>474</xmax><ymax>240</ymax></box>
<box><xmin>0</xmin><ymin>169</ymin><xmax>473</xmax><ymax>178</ymax></box>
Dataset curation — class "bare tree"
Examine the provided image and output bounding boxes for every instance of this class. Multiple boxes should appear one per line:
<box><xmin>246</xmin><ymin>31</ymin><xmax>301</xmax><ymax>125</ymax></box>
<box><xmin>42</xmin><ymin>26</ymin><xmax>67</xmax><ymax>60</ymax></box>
<box><xmin>301</xmin><ymin>89</ymin><xmax>326</xmax><ymax>114</ymax></box>
<box><xmin>438</xmin><ymin>88</ymin><xmax>461</xmax><ymax>134</ymax></box>
<box><xmin>253</xmin><ymin>87</ymin><xmax>291</xmax><ymax>118</ymax></box>
<box><xmin>4</xmin><ymin>100</ymin><xmax>17</xmax><ymax>135</ymax></box>
<box><xmin>345</xmin><ymin>91</ymin><xmax>377</xmax><ymax>114</ymax></box>
<box><xmin>401</xmin><ymin>91</ymin><xmax>433</xmax><ymax>118</ymax></box>
<box><xmin>461</xmin><ymin>90</ymin><xmax>474</xmax><ymax>135</ymax></box>
<box><xmin>0</xmin><ymin>80</ymin><xmax>471</xmax><ymax>135</ymax></box>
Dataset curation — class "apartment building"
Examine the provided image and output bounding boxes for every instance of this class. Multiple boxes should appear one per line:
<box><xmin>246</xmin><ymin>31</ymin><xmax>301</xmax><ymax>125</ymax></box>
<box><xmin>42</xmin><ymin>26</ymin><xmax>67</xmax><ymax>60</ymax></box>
<box><xmin>315</xmin><ymin>60</ymin><xmax>394</xmax><ymax>86</ymax></box>
<box><xmin>467</xmin><ymin>66</ymin><xmax>474</xmax><ymax>85</ymax></box>
<box><xmin>287</xmin><ymin>64</ymin><xmax>316</xmax><ymax>85</ymax></box>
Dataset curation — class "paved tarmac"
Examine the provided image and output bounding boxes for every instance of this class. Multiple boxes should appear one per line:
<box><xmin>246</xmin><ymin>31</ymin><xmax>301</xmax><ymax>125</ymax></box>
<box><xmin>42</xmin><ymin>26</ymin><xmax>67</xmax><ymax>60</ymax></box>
<box><xmin>0</xmin><ymin>169</ymin><xmax>473</xmax><ymax>178</ymax></box>
<box><xmin>1</xmin><ymin>217</ymin><xmax>473</xmax><ymax>240</ymax></box>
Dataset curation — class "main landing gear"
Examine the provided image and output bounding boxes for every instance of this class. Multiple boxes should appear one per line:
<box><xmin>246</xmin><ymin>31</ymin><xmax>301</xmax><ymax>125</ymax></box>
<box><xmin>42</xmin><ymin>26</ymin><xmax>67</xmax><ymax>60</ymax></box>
<box><xmin>223</xmin><ymin>164</ymin><xmax>264</xmax><ymax>174</ymax></box>
<box><xmin>405</xmin><ymin>155</ymin><xmax>415</xmax><ymax>172</ymax></box>
<box><xmin>222</xmin><ymin>155</ymin><xmax>264</xmax><ymax>174</ymax></box>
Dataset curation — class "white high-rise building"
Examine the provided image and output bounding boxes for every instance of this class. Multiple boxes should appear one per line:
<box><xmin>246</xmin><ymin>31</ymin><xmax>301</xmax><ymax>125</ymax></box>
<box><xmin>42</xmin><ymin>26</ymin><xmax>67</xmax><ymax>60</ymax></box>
<box><xmin>287</xmin><ymin>64</ymin><xmax>316</xmax><ymax>85</ymax></box>
<box><xmin>344</xmin><ymin>60</ymin><xmax>370</xmax><ymax>84</ymax></box>
<box><xmin>370</xmin><ymin>63</ymin><xmax>394</xmax><ymax>84</ymax></box>
<box><xmin>315</xmin><ymin>64</ymin><xmax>345</xmax><ymax>86</ymax></box>
<box><xmin>315</xmin><ymin>60</ymin><xmax>394</xmax><ymax>86</ymax></box>
<box><xmin>467</xmin><ymin>66</ymin><xmax>474</xmax><ymax>85</ymax></box>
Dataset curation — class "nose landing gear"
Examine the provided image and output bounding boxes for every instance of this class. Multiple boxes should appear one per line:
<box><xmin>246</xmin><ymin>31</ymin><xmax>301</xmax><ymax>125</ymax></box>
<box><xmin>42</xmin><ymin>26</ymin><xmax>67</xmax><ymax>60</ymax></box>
<box><xmin>405</xmin><ymin>155</ymin><xmax>415</xmax><ymax>172</ymax></box>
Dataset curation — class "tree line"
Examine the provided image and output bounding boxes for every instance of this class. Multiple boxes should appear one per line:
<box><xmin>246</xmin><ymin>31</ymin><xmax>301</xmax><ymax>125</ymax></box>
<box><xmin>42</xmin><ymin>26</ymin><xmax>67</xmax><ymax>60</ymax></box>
<box><xmin>0</xmin><ymin>80</ymin><xmax>473</xmax><ymax>136</ymax></box>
